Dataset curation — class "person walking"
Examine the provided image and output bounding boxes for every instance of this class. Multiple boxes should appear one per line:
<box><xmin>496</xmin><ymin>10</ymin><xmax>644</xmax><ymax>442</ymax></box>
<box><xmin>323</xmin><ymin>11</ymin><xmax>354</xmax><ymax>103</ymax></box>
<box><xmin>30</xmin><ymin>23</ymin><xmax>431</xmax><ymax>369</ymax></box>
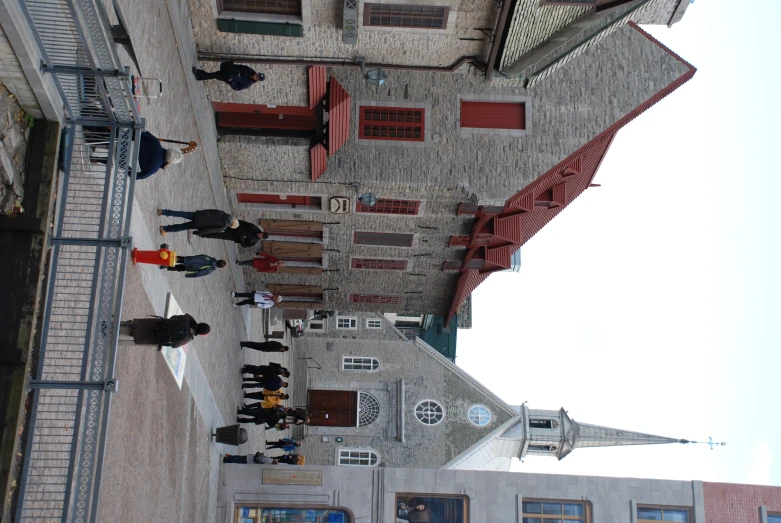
<box><xmin>241</xmin><ymin>375</ymin><xmax>288</xmax><ymax>392</ymax></box>
<box><xmin>193</xmin><ymin>62</ymin><xmax>265</xmax><ymax>91</ymax></box>
<box><xmin>239</xmin><ymin>340</ymin><xmax>289</xmax><ymax>352</ymax></box>
<box><xmin>158</xmin><ymin>208</ymin><xmax>238</xmax><ymax>237</ymax></box>
<box><xmin>86</xmin><ymin>128</ymin><xmax>184</xmax><ymax>179</ymax></box>
<box><xmin>277</xmin><ymin>454</ymin><xmax>304</xmax><ymax>465</ymax></box>
<box><xmin>164</xmin><ymin>254</ymin><xmax>227</xmax><ymax>278</ymax></box>
<box><xmin>119</xmin><ymin>314</ymin><xmax>209</xmax><ymax>350</ymax></box>
<box><xmin>222</xmin><ymin>452</ymin><xmax>277</xmax><ymax>465</ymax></box>
<box><xmin>243</xmin><ymin>390</ymin><xmax>289</xmax><ymax>401</ymax></box>
<box><xmin>232</xmin><ymin>291</ymin><xmax>281</xmax><ymax>308</ymax></box>
<box><xmin>242</xmin><ymin>363</ymin><xmax>289</xmax><ymax>375</ymax></box>
<box><xmin>266</xmin><ymin>438</ymin><xmax>301</xmax><ymax>452</ymax></box>
<box><xmin>236</xmin><ymin>252</ymin><xmax>286</xmax><ymax>272</ymax></box>
<box><xmin>236</xmin><ymin>408</ymin><xmax>287</xmax><ymax>428</ymax></box>
<box><xmin>243</xmin><ymin>366</ymin><xmax>290</xmax><ymax>379</ymax></box>
<box><xmin>196</xmin><ymin>220</ymin><xmax>266</xmax><ymax>248</ymax></box>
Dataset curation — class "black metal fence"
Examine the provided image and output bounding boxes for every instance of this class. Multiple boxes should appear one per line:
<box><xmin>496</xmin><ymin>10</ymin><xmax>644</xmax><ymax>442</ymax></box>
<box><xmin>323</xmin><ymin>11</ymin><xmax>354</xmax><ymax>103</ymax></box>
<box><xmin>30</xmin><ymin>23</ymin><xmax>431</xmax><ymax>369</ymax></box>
<box><xmin>13</xmin><ymin>0</ymin><xmax>144</xmax><ymax>520</ymax></box>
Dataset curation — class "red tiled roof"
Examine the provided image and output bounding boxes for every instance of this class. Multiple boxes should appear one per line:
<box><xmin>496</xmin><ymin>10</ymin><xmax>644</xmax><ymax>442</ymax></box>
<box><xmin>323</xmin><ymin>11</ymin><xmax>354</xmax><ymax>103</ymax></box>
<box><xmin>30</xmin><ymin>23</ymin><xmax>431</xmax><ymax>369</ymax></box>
<box><xmin>310</xmin><ymin>144</ymin><xmax>327</xmax><ymax>181</ymax></box>
<box><xmin>308</xmin><ymin>66</ymin><xmax>327</xmax><ymax>109</ymax></box>
<box><xmin>444</xmin><ymin>24</ymin><xmax>697</xmax><ymax>322</ymax></box>
<box><xmin>328</xmin><ymin>77</ymin><xmax>351</xmax><ymax>157</ymax></box>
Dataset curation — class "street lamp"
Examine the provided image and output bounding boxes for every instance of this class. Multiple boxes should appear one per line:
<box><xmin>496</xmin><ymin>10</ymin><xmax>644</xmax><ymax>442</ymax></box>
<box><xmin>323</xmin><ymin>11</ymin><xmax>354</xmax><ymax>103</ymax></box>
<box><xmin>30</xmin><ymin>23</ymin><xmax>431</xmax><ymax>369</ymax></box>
<box><xmin>355</xmin><ymin>56</ymin><xmax>388</xmax><ymax>86</ymax></box>
<box><xmin>351</xmin><ymin>182</ymin><xmax>377</xmax><ymax>207</ymax></box>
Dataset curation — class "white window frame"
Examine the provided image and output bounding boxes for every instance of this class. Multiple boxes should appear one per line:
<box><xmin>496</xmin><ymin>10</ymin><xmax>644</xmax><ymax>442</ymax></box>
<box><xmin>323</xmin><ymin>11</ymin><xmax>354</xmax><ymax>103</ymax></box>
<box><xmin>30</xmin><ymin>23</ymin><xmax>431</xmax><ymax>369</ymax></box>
<box><xmin>414</xmin><ymin>399</ymin><xmax>445</xmax><ymax>426</ymax></box>
<box><xmin>336</xmin><ymin>316</ymin><xmax>358</xmax><ymax>329</ymax></box>
<box><xmin>467</xmin><ymin>405</ymin><xmax>491</xmax><ymax>427</ymax></box>
<box><xmin>336</xmin><ymin>448</ymin><xmax>380</xmax><ymax>467</ymax></box>
<box><xmin>366</xmin><ymin>319</ymin><xmax>382</xmax><ymax>329</ymax></box>
<box><xmin>341</xmin><ymin>356</ymin><xmax>381</xmax><ymax>372</ymax></box>
<box><xmin>307</xmin><ymin>319</ymin><xmax>326</xmax><ymax>332</ymax></box>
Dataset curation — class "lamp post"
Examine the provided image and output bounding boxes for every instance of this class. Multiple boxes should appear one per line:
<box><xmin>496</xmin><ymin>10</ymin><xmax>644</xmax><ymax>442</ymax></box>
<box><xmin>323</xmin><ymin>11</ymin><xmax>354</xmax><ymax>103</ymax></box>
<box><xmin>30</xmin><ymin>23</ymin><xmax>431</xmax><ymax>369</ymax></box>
<box><xmin>351</xmin><ymin>182</ymin><xmax>377</xmax><ymax>208</ymax></box>
<box><xmin>355</xmin><ymin>56</ymin><xmax>388</xmax><ymax>86</ymax></box>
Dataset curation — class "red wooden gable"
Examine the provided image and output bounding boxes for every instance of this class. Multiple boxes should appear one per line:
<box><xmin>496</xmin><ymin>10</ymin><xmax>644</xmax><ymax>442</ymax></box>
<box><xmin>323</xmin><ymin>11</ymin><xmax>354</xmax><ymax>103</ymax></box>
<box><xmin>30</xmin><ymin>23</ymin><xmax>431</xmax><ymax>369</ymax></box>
<box><xmin>444</xmin><ymin>23</ymin><xmax>697</xmax><ymax>322</ymax></box>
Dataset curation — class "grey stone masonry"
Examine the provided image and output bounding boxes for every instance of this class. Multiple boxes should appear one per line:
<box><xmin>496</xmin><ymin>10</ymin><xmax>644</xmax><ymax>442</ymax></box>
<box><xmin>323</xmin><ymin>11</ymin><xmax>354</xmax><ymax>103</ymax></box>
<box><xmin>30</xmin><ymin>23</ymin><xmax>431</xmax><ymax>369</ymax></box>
<box><xmin>217</xmin><ymin>465</ymin><xmax>709</xmax><ymax>523</ymax></box>
<box><xmin>214</xmin><ymin>23</ymin><xmax>691</xmax><ymax>316</ymax></box>
<box><xmin>187</xmin><ymin>0</ymin><xmax>499</xmax><ymax>67</ymax></box>
<box><xmin>292</xmin><ymin>332</ymin><xmax>516</xmax><ymax>469</ymax></box>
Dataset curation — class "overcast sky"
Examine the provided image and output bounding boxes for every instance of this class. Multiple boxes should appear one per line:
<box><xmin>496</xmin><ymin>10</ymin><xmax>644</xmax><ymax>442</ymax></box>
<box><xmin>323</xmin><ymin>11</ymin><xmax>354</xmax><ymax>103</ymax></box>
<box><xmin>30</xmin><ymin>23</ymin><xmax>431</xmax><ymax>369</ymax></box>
<box><xmin>457</xmin><ymin>0</ymin><xmax>781</xmax><ymax>486</ymax></box>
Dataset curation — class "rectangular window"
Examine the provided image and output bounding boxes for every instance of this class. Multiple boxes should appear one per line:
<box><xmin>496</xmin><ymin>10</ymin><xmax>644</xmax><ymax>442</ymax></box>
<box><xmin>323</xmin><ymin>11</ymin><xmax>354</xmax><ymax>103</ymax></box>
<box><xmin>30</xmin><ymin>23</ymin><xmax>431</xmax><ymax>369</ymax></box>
<box><xmin>522</xmin><ymin>500</ymin><xmax>589</xmax><ymax>522</ymax></box>
<box><xmin>342</xmin><ymin>356</ymin><xmax>380</xmax><ymax>371</ymax></box>
<box><xmin>461</xmin><ymin>101</ymin><xmax>526</xmax><ymax>130</ymax></box>
<box><xmin>359</xmin><ymin>106</ymin><xmax>425</xmax><ymax>142</ymax></box>
<box><xmin>637</xmin><ymin>506</ymin><xmax>690</xmax><ymax>522</ymax></box>
<box><xmin>308</xmin><ymin>320</ymin><xmax>325</xmax><ymax>331</ymax></box>
<box><xmin>336</xmin><ymin>316</ymin><xmax>358</xmax><ymax>329</ymax></box>
<box><xmin>366</xmin><ymin>319</ymin><xmax>382</xmax><ymax>329</ymax></box>
<box><xmin>363</xmin><ymin>4</ymin><xmax>449</xmax><ymax>29</ymax></box>
<box><xmin>356</xmin><ymin>198</ymin><xmax>420</xmax><ymax>215</ymax></box>
<box><xmin>354</xmin><ymin>231</ymin><xmax>414</xmax><ymax>247</ymax></box>
<box><xmin>395</xmin><ymin>494</ymin><xmax>467</xmax><ymax>523</ymax></box>
<box><xmin>349</xmin><ymin>293</ymin><xmax>401</xmax><ymax>305</ymax></box>
<box><xmin>529</xmin><ymin>419</ymin><xmax>553</xmax><ymax>429</ymax></box>
<box><xmin>235</xmin><ymin>506</ymin><xmax>353</xmax><ymax>523</ymax></box>
<box><xmin>769</xmin><ymin>514</ymin><xmax>781</xmax><ymax>523</ymax></box>
<box><xmin>443</xmin><ymin>260</ymin><xmax>462</xmax><ymax>271</ymax></box>
<box><xmin>352</xmin><ymin>258</ymin><xmax>409</xmax><ymax>270</ymax></box>
<box><xmin>220</xmin><ymin>0</ymin><xmax>302</xmax><ymax>15</ymax></box>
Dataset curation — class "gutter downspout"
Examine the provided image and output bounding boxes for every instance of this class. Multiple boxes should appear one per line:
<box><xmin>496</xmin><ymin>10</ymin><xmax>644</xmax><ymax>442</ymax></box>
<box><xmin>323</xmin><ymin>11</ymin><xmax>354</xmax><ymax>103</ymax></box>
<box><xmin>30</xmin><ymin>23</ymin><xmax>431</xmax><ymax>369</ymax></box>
<box><xmin>484</xmin><ymin>0</ymin><xmax>515</xmax><ymax>81</ymax></box>
<box><xmin>197</xmin><ymin>53</ymin><xmax>486</xmax><ymax>73</ymax></box>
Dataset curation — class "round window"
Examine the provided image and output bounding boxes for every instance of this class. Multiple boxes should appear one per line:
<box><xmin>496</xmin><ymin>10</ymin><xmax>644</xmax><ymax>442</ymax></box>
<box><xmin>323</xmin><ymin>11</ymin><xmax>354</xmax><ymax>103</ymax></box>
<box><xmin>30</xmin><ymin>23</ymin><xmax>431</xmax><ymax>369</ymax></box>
<box><xmin>467</xmin><ymin>405</ymin><xmax>491</xmax><ymax>426</ymax></box>
<box><xmin>414</xmin><ymin>400</ymin><xmax>444</xmax><ymax>425</ymax></box>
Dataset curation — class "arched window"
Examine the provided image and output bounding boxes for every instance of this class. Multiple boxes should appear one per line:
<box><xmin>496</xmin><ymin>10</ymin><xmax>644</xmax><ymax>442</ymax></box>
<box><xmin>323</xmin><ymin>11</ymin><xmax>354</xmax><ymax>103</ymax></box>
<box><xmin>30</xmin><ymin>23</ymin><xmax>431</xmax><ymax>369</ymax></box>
<box><xmin>358</xmin><ymin>392</ymin><xmax>380</xmax><ymax>426</ymax></box>
<box><xmin>415</xmin><ymin>400</ymin><xmax>445</xmax><ymax>425</ymax></box>
<box><xmin>467</xmin><ymin>405</ymin><xmax>491</xmax><ymax>426</ymax></box>
<box><xmin>342</xmin><ymin>356</ymin><xmax>380</xmax><ymax>371</ymax></box>
<box><xmin>338</xmin><ymin>448</ymin><xmax>379</xmax><ymax>467</ymax></box>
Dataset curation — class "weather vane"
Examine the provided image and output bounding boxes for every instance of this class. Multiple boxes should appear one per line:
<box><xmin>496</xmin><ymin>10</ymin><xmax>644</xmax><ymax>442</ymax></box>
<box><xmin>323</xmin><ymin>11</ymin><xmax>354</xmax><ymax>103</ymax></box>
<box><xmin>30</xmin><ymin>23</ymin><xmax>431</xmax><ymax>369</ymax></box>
<box><xmin>688</xmin><ymin>437</ymin><xmax>726</xmax><ymax>450</ymax></box>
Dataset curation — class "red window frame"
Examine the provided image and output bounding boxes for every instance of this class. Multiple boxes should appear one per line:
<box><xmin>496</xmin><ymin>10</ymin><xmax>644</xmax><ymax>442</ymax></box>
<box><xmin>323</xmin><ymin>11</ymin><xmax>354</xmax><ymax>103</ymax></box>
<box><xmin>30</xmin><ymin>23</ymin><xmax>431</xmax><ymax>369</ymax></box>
<box><xmin>460</xmin><ymin>100</ymin><xmax>526</xmax><ymax>130</ymax></box>
<box><xmin>349</xmin><ymin>293</ymin><xmax>402</xmax><ymax>305</ymax></box>
<box><xmin>352</xmin><ymin>258</ymin><xmax>409</xmax><ymax>270</ymax></box>
<box><xmin>356</xmin><ymin>199</ymin><xmax>420</xmax><ymax>215</ymax></box>
<box><xmin>359</xmin><ymin>106</ymin><xmax>425</xmax><ymax>142</ymax></box>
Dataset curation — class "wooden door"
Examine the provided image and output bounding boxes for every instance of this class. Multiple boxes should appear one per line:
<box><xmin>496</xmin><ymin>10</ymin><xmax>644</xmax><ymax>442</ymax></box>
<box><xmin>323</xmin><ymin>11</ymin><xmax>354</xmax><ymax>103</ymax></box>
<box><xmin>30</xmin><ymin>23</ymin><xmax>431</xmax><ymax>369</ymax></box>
<box><xmin>214</xmin><ymin>103</ymin><xmax>316</xmax><ymax>130</ymax></box>
<box><xmin>307</xmin><ymin>390</ymin><xmax>358</xmax><ymax>427</ymax></box>
<box><xmin>264</xmin><ymin>241</ymin><xmax>323</xmax><ymax>258</ymax></box>
<box><xmin>237</xmin><ymin>194</ymin><xmax>320</xmax><ymax>206</ymax></box>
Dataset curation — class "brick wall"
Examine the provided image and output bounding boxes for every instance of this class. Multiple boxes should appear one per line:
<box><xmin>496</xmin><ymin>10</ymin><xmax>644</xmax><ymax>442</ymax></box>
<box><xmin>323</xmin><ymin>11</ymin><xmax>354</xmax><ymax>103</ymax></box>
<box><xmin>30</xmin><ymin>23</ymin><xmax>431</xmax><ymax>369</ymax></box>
<box><xmin>703</xmin><ymin>482</ymin><xmax>781</xmax><ymax>523</ymax></box>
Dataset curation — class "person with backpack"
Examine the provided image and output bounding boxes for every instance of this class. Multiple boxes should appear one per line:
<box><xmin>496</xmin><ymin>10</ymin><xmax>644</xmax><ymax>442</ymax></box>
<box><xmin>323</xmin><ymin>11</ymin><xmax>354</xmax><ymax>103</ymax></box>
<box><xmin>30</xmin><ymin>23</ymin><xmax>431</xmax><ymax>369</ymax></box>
<box><xmin>192</xmin><ymin>62</ymin><xmax>265</xmax><ymax>91</ymax></box>
<box><xmin>222</xmin><ymin>452</ymin><xmax>278</xmax><ymax>465</ymax></box>
<box><xmin>197</xmin><ymin>219</ymin><xmax>266</xmax><ymax>248</ymax></box>
<box><xmin>243</xmin><ymin>389</ymin><xmax>289</xmax><ymax>402</ymax></box>
<box><xmin>158</xmin><ymin>208</ymin><xmax>239</xmax><ymax>237</ymax></box>
<box><xmin>242</xmin><ymin>362</ymin><xmax>289</xmax><ymax>375</ymax></box>
<box><xmin>240</xmin><ymin>375</ymin><xmax>287</xmax><ymax>392</ymax></box>
<box><xmin>163</xmin><ymin>254</ymin><xmax>228</xmax><ymax>278</ymax></box>
<box><xmin>266</xmin><ymin>438</ymin><xmax>301</xmax><ymax>452</ymax></box>
<box><xmin>119</xmin><ymin>314</ymin><xmax>209</xmax><ymax>350</ymax></box>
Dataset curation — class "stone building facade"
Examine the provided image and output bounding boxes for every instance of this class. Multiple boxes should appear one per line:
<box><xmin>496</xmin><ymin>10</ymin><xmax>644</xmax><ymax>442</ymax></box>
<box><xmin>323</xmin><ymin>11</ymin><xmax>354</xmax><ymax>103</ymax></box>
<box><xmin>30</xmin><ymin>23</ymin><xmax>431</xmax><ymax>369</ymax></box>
<box><xmin>287</xmin><ymin>316</ymin><xmax>688</xmax><ymax>472</ymax></box>
<box><xmin>187</xmin><ymin>1</ymin><xmax>696</xmax><ymax>317</ymax></box>
<box><xmin>216</xmin><ymin>466</ymin><xmax>779</xmax><ymax>523</ymax></box>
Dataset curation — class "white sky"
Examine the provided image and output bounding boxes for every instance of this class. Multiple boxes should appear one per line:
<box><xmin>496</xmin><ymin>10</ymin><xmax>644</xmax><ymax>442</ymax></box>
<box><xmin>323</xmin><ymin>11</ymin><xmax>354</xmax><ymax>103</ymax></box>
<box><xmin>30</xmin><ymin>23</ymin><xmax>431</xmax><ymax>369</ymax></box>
<box><xmin>457</xmin><ymin>0</ymin><xmax>781</xmax><ymax>486</ymax></box>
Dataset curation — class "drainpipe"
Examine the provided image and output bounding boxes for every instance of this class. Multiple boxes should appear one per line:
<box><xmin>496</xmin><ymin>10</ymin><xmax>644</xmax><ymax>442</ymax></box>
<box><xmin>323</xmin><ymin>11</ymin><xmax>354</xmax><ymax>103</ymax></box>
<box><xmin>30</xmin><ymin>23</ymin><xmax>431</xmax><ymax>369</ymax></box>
<box><xmin>197</xmin><ymin>53</ymin><xmax>486</xmax><ymax>73</ymax></box>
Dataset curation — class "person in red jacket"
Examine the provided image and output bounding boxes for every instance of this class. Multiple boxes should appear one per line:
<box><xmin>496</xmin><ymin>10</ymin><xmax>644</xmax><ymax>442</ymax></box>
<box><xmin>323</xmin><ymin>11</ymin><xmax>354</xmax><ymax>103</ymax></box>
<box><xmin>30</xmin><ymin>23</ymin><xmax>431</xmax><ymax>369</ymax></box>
<box><xmin>236</xmin><ymin>252</ymin><xmax>286</xmax><ymax>272</ymax></box>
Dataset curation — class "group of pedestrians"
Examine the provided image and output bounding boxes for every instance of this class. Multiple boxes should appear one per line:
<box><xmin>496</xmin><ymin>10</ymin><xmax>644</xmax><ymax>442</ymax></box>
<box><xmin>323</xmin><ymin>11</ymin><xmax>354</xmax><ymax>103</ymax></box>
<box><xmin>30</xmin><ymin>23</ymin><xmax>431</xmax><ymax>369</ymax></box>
<box><xmin>235</xmin><ymin>359</ymin><xmax>312</xmax><ymax>429</ymax></box>
<box><xmin>222</xmin><ymin>437</ymin><xmax>303</xmax><ymax>466</ymax></box>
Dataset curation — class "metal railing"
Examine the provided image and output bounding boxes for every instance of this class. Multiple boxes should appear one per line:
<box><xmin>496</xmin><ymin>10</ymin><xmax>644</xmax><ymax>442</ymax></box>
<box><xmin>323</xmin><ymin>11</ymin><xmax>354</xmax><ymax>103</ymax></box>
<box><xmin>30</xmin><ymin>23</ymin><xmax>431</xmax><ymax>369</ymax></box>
<box><xmin>13</xmin><ymin>0</ymin><xmax>145</xmax><ymax>521</ymax></box>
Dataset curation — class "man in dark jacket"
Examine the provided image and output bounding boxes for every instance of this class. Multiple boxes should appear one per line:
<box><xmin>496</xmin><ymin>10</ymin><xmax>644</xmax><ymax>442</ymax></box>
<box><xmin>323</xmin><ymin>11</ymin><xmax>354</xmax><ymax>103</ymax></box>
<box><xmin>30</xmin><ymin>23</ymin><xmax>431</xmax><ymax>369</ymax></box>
<box><xmin>119</xmin><ymin>314</ymin><xmax>210</xmax><ymax>350</ymax></box>
<box><xmin>198</xmin><ymin>219</ymin><xmax>266</xmax><ymax>248</ymax></box>
<box><xmin>241</xmin><ymin>375</ymin><xmax>287</xmax><ymax>392</ymax></box>
<box><xmin>239</xmin><ymin>340</ymin><xmax>289</xmax><ymax>352</ymax></box>
<box><xmin>192</xmin><ymin>62</ymin><xmax>265</xmax><ymax>91</ymax></box>
<box><xmin>164</xmin><ymin>254</ymin><xmax>228</xmax><ymax>278</ymax></box>
<box><xmin>158</xmin><ymin>208</ymin><xmax>239</xmax><ymax>237</ymax></box>
<box><xmin>86</xmin><ymin>128</ymin><xmax>183</xmax><ymax>179</ymax></box>
<box><xmin>241</xmin><ymin>363</ymin><xmax>289</xmax><ymax>377</ymax></box>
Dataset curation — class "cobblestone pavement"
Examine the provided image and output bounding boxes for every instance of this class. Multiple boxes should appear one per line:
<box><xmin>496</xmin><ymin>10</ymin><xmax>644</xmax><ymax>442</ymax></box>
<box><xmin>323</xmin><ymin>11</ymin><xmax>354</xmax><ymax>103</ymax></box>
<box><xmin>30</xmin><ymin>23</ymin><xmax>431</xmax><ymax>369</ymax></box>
<box><xmin>95</xmin><ymin>0</ymin><xmax>296</xmax><ymax>520</ymax></box>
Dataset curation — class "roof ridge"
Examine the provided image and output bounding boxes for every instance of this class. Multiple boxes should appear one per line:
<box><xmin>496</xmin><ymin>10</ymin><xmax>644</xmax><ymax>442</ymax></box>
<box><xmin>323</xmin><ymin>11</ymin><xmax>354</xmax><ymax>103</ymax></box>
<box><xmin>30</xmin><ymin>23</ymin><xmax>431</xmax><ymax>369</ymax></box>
<box><xmin>441</xmin><ymin>415</ymin><xmax>522</xmax><ymax>469</ymax></box>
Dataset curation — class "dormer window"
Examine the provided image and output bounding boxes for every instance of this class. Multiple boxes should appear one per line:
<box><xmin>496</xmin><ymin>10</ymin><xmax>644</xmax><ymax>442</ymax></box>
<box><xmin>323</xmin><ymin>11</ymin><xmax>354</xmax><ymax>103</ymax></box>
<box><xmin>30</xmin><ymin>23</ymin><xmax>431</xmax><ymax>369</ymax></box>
<box><xmin>530</xmin><ymin>419</ymin><xmax>559</xmax><ymax>429</ymax></box>
<box><xmin>529</xmin><ymin>444</ymin><xmax>558</xmax><ymax>452</ymax></box>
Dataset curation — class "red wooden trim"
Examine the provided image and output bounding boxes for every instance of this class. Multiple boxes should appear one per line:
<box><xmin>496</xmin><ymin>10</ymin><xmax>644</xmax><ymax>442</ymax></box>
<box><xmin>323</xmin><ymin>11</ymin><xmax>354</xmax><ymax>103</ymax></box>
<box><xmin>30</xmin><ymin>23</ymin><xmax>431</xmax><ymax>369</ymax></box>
<box><xmin>310</xmin><ymin>144</ymin><xmax>327</xmax><ymax>181</ymax></box>
<box><xmin>356</xmin><ymin>198</ymin><xmax>420</xmax><ymax>215</ymax></box>
<box><xmin>349</xmin><ymin>293</ymin><xmax>402</xmax><ymax>305</ymax></box>
<box><xmin>308</xmin><ymin>66</ymin><xmax>327</xmax><ymax>109</ymax></box>
<box><xmin>449</xmin><ymin>236</ymin><xmax>469</xmax><ymax>247</ymax></box>
<box><xmin>351</xmin><ymin>258</ymin><xmax>409</xmax><ymax>270</ymax></box>
<box><xmin>328</xmin><ymin>77</ymin><xmax>351</xmax><ymax>156</ymax></box>
<box><xmin>460</xmin><ymin>101</ymin><xmax>525</xmax><ymax>130</ymax></box>
<box><xmin>359</xmin><ymin>106</ymin><xmax>425</xmax><ymax>142</ymax></box>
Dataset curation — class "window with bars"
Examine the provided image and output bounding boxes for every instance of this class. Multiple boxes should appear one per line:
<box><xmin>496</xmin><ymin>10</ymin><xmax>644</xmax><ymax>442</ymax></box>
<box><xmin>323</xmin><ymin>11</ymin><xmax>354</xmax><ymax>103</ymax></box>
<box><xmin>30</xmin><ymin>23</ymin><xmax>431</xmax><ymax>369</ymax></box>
<box><xmin>353</xmin><ymin>231</ymin><xmax>414</xmax><ymax>247</ymax></box>
<box><xmin>528</xmin><ymin>444</ymin><xmax>558</xmax><ymax>452</ymax></box>
<box><xmin>363</xmin><ymin>3</ymin><xmax>449</xmax><ymax>28</ymax></box>
<box><xmin>338</xmin><ymin>449</ymin><xmax>379</xmax><ymax>466</ymax></box>
<box><xmin>415</xmin><ymin>399</ymin><xmax>444</xmax><ymax>425</ymax></box>
<box><xmin>349</xmin><ymin>293</ymin><xmax>402</xmax><ymax>305</ymax></box>
<box><xmin>366</xmin><ymin>319</ymin><xmax>382</xmax><ymax>329</ymax></box>
<box><xmin>467</xmin><ymin>405</ymin><xmax>491</xmax><ymax>426</ymax></box>
<box><xmin>352</xmin><ymin>258</ymin><xmax>409</xmax><ymax>270</ymax></box>
<box><xmin>220</xmin><ymin>0</ymin><xmax>302</xmax><ymax>15</ymax></box>
<box><xmin>522</xmin><ymin>501</ymin><xmax>588</xmax><ymax>522</ymax></box>
<box><xmin>356</xmin><ymin>198</ymin><xmax>420</xmax><ymax>215</ymax></box>
<box><xmin>530</xmin><ymin>419</ymin><xmax>559</xmax><ymax>429</ymax></box>
<box><xmin>637</xmin><ymin>506</ymin><xmax>690</xmax><ymax>522</ymax></box>
<box><xmin>342</xmin><ymin>356</ymin><xmax>380</xmax><ymax>371</ymax></box>
<box><xmin>359</xmin><ymin>106</ymin><xmax>425</xmax><ymax>142</ymax></box>
<box><xmin>336</xmin><ymin>316</ymin><xmax>358</xmax><ymax>329</ymax></box>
